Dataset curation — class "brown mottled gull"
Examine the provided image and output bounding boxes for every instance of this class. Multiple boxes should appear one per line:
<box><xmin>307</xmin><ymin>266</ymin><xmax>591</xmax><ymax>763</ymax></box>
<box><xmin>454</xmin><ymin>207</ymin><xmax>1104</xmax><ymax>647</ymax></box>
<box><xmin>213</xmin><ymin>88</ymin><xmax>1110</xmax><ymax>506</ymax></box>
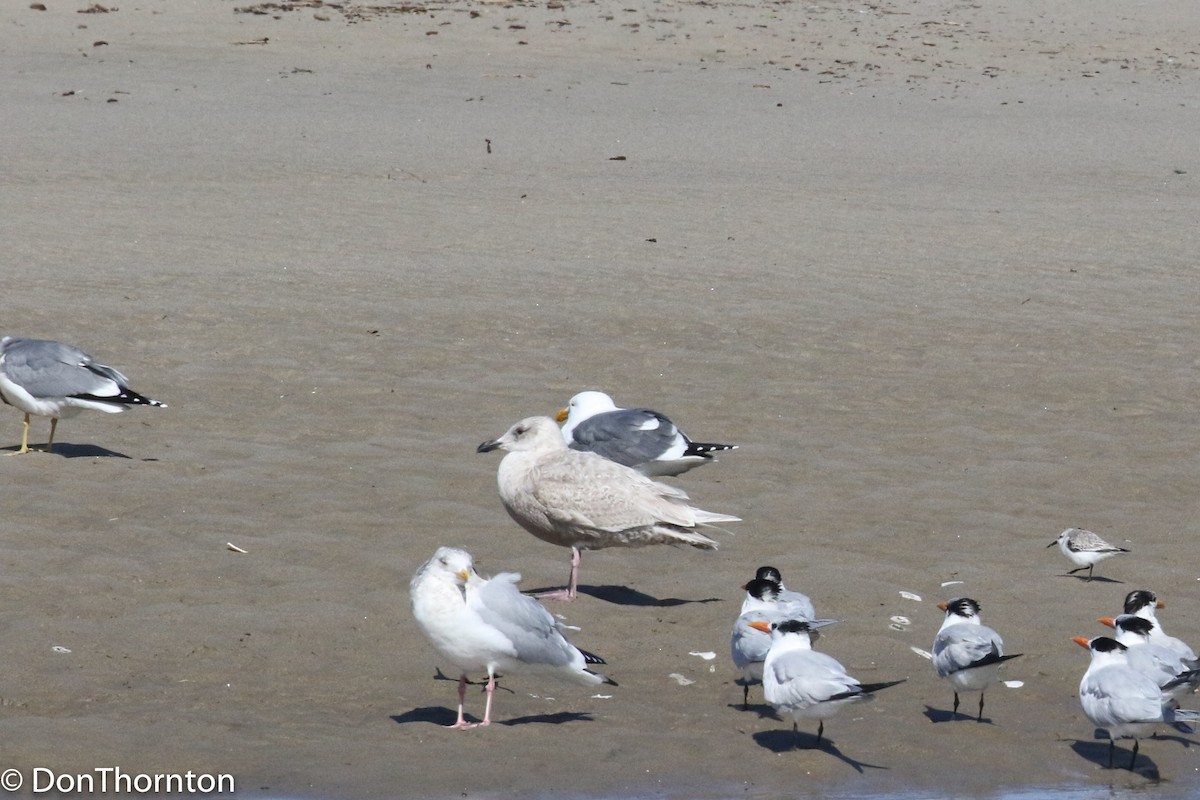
<box><xmin>477</xmin><ymin>416</ymin><xmax>740</xmax><ymax>600</ymax></box>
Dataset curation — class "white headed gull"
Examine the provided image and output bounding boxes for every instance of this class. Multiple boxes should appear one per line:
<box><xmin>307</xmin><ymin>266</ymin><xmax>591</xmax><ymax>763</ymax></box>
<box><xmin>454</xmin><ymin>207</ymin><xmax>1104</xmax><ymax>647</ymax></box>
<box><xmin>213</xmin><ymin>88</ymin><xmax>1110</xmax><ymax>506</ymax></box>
<box><xmin>1074</xmin><ymin>635</ymin><xmax>1200</xmax><ymax>770</ymax></box>
<box><xmin>932</xmin><ymin>597</ymin><xmax>1022</xmax><ymax>721</ymax></box>
<box><xmin>410</xmin><ymin>547</ymin><xmax>616</xmax><ymax>729</ymax></box>
<box><xmin>1047</xmin><ymin>528</ymin><xmax>1129</xmax><ymax>581</ymax></box>
<box><xmin>0</xmin><ymin>336</ymin><xmax>165</xmax><ymax>454</ymax></box>
<box><xmin>478</xmin><ymin>416</ymin><xmax>739</xmax><ymax>600</ymax></box>
<box><xmin>556</xmin><ymin>390</ymin><xmax>737</xmax><ymax>477</ymax></box>
<box><xmin>752</xmin><ymin>618</ymin><xmax>903</xmax><ymax>748</ymax></box>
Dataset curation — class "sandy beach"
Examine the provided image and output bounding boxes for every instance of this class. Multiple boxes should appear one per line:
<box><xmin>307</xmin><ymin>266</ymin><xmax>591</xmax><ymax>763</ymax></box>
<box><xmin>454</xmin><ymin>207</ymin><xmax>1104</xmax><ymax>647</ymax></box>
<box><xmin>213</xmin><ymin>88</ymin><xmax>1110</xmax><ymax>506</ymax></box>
<box><xmin>3</xmin><ymin>1</ymin><xmax>1200</xmax><ymax>797</ymax></box>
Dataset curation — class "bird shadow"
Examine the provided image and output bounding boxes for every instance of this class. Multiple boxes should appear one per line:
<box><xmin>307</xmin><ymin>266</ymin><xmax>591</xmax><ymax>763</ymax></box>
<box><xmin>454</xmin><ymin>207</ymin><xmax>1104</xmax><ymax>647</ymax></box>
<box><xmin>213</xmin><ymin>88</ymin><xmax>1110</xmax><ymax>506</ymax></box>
<box><xmin>397</xmin><ymin>670</ymin><xmax>594</xmax><ymax>727</ymax></box>
<box><xmin>391</xmin><ymin>706</ymin><xmax>463</xmax><ymax>726</ymax></box>
<box><xmin>1058</xmin><ymin>573</ymin><xmax>1123</xmax><ymax>584</ymax></box>
<box><xmin>751</xmin><ymin>729</ymin><xmax>888</xmax><ymax>773</ymax></box>
<box><xmin>921</xmin><ymin>705</ymin><xmax>996</xmax><ymax>725</ymax></box>
<box><xmin>431</xmin><ymin>667</ymin><xmax>513</xmax><ymax>692</ymax></box>
<box><xmin>390</xmin><ymin>707</ymin><xmax>595</xmax><ymax>727</ymax></box>
<box><xmin>571</xmin><ymin>584</ymin><xmax>723</xmax><ymax>607</ymax></box>
<box><xmin>499</xmin><ymin>711</ymin><xmax>595</xmax><ymax>726</ymax></box>
<box><xmin>1067</xmin><ymin>738</ymin><xmax>1160</xmax><ymax>780</ymax></box>
<box><xmin>1148</xmin><ymin>730</ymin><xmax>1195</xmax><ymax>749</ymax></box>
<box><xmin>728</xmin><ymin>701</ymin><xmax>779</xmax><ymax>719</ymax></box>
<box><xmin>2</xmin><ymin>442</ymin><xmax>133</xmax><ymax>459</ymax></box>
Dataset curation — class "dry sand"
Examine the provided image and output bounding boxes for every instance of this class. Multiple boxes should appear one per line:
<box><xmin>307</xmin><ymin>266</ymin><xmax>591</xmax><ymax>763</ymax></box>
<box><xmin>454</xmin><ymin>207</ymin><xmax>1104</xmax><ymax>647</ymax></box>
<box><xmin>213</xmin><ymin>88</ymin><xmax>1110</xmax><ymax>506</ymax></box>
<box><xmin>3</xmin><ymin>0</ymin><xmax>1200</xmax><ymax>797</ymax></box>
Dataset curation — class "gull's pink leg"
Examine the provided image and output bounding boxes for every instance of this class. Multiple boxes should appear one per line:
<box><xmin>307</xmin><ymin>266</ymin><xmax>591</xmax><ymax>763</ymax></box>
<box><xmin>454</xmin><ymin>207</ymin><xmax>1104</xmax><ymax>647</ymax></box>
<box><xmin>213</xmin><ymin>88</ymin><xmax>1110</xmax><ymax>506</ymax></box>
<box><xmin>480</xmin><ymin>670</ymin><xmax>497</xmax><ymax>727</ymax></box>
<box><xmin>568</xmin><ymin>547</ymin><xmax>580</xmax><ymax>598</ymax></box>
<box><xmin>535</xmin><ymin>547</ymin><xmax>580</xmax><ymax>602</ymax></box>
<box><xmin>446</xmin><ymin>674</ymin><xmax>476</xmax><ymax>730</ymax></box>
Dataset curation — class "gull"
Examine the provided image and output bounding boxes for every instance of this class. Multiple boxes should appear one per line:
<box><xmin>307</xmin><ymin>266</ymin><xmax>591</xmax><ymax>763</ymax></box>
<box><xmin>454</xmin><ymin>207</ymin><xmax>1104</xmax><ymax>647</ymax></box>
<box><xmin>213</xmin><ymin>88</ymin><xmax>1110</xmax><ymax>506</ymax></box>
<box><xmin>1047</xmin><ymin>528</ymin><xmax>1129</xmax><ymax>581</ymax></box>
<box><xmin>1098</xmin><ymin>614</ymin><xmax>1200</xmax><ymax>706</ymax></box>
<box><xmin>478</xmin><ymin>416</ymin><xmax>740</xmax><ymax>600</ymax></box>
<box><xmin>1073</xmin><ymin>635</ymin><xmax>1200</xmax><ymax>770</ymax></box>
<box><xmin>1122</xmin><ymin>589</ymin><xmax>1197</xmax><ymax>661</ymax></box>
<box><xmin>753</xmin><ymin>618</ymin><xmax>903</xmax><ymax>747</ymax></box>
<box><xmin>556</xmin><ymin>390</ymin><xmax>737</xmax><ymax>477</ymax></box>
<box><xmin>409</xmin><ymin>546</ymin><xmax>616</xmax><ymax>729</ymax></box>
<box><xmin>932</xmin><ymin>597</ymin><xmax>1022</xmax><ymax>721</ymax></box>
<box><xmin>0</xmin><ymin>336</ymin><xmax>165</xmax><ymax>454</ymax></box>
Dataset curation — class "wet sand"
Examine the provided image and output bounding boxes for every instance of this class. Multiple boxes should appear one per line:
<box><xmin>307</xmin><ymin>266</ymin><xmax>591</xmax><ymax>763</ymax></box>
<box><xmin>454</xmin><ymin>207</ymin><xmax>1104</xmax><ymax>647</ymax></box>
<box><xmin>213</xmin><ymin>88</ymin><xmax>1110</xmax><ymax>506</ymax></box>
<box><xmin>3</xmin><ymin>1</ymin><xmax>1200</xmax><ymax>797</ymax></box>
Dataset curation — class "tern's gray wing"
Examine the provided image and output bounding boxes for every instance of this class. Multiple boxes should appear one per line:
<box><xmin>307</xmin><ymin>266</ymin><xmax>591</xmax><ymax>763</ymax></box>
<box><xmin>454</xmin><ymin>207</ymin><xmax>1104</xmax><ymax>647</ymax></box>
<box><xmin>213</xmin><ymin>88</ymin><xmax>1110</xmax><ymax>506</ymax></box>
<box><xmin>1082</xmin><ymin>666</ymin><xmax>1164</xmax><ymax>727</ymax></box>
<box><xmin>469</xmin><ymin>573</ymin><xmax>578</xmax><ymax>668</ymax></box>
<box><xmin>1125</xmin><ymin>645</ymin><xmax>1192</xmax><ymax>687</ymax></box>
<box><xmin>568</xmin><ymin>408</ymin><xmax>681</xmax><ymax>467</ymax></box>
<box><xmin>768</xmin><ymin>650</ymin><xmax>860</xmax><ymax>707</ymax></box>
<box><xmin>933</xmin><ymin>623</ymin><xmax>1005</xmax><ymax>677</ymax></box>
<box><xmin>777</xmin><ymin>592</ymin><xmax>817</xmax><ymax>621</ymax></box>
<box><xmin>731</xmin><ymin>612</ymin><xmax>773</xmax><ymax>673</ymax></box>
<box><xmin>0</xmin><ymin>338</ymin><xmax>126</xmax><ymax>399</ymax></box>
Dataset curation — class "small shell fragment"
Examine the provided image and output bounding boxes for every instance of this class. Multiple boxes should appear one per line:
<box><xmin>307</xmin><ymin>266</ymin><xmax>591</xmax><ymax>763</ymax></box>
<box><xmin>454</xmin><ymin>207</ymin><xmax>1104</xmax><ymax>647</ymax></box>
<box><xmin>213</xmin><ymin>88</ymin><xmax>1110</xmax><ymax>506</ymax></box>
<box><xmin>226</xmin><ymin>543</ymin><xmax>248</xmax><ymax>554</ymax></box>
<box><xmin>890</xmin><ymin>615</ymin><xmax>911</xmax><ymax>626</ymax></box>
<box><xmin>941</xmin><ymin>580</ymin><xmax>964</xmax><ymax>587</ymax></box>
<box><xmin>667</xmin><ymin>673</ymin><xmax>695</xmax><ymax>686</ymax></box>
<box><xmin>689</xmin><ymin>651</ymin><xmax>717</xmax><ymax>661</ymax></box>
<box><xmin>899</xmin><ymin>591</ymin><xmax>922</xmax><ymax>601</ymax></box>
<box><xmin>52</xmin><ymin>645</ymin><xmax>71</xmax><ymax>654</ymax></box>
<box><xmin>910</xmin><ymin>646</ymin><xmax>934</xmax><ymax>660</ymax></box>
<box><xmin>1003</xmin><ymin>680</ymin><xmax>1024</xmax><ymax>688</ymax></box>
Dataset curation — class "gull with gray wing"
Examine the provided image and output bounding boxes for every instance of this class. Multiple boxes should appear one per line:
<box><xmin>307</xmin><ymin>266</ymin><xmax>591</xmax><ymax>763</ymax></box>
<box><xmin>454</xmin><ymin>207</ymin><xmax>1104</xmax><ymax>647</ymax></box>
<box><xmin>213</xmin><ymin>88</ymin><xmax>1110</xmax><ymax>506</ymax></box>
<box><xmin>0</xmin><ymin>336</ymin><xmax>165</xmax><ymax>454</ymax></box>
<box><xmin>557</xmin><ymin>390</ymin><xmax>737</xmax><ymax>477</ymax></box>
<box><xmin>410</xmin><ymin>547</ymin><xmax>615</xmax><ymax>729</ymax></box>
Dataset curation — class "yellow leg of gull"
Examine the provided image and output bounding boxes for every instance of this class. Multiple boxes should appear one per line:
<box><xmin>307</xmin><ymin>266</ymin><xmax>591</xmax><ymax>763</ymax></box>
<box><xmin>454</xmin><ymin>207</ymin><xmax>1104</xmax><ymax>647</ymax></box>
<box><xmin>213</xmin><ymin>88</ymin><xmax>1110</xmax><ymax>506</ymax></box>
<box><xmin>8</xmin><ymin>413</ymin><xmax>32</xmax><ymax>455</ymax></box>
